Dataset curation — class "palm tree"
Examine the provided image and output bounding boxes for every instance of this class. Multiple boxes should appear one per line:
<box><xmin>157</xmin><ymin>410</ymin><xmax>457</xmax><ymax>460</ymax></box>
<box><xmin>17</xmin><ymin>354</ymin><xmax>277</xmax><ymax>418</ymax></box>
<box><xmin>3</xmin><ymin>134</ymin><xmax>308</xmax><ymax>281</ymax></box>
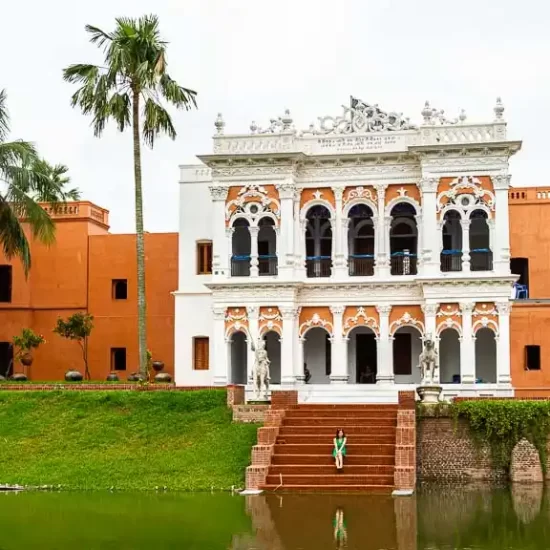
<box><xmin>0</xmin><ymin>89</ymin><xmax>79</xmax><ymax>274</ymax></box>
<box><xmin>63</xmin><ymin>15</ymin><xmax>197</xmax><ymax>376</ymax></box>
<box><xmin>31</xmin><ymin>159</ymin><xmax>80</xmax><ymax>204</ymax></box>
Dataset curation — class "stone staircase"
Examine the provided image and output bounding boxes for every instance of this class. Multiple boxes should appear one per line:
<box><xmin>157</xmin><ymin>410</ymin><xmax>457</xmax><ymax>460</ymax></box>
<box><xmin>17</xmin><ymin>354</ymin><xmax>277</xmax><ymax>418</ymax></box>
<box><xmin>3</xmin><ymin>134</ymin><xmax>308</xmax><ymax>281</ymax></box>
<box><xmin>260</xmin><ymin>404</ymin><xmax>398</xmax><ymax>492</ymax></box>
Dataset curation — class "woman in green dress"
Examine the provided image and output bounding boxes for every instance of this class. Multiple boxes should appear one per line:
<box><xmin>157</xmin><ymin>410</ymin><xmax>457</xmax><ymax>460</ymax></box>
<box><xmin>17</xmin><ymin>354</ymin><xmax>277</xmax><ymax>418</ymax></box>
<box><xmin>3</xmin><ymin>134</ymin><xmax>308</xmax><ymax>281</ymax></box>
<box><xmin>333</xmin><ymin>429</ymin><xmax>347</xmax><ymax>471</ymax></box>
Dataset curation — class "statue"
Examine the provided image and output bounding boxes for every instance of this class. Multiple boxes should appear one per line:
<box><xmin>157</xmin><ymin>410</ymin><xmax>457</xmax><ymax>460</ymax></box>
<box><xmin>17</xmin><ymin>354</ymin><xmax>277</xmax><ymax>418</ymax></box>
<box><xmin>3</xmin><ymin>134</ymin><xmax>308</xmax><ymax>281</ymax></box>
<box><xmin>418</xmin><ymin>336</ymin><xmax>439</xmax><ymax>385</ymax></box>
<box><xmin>250</xmin><ymin>338</ymin><xmax>270</xmax><ymax>400</ymax></box>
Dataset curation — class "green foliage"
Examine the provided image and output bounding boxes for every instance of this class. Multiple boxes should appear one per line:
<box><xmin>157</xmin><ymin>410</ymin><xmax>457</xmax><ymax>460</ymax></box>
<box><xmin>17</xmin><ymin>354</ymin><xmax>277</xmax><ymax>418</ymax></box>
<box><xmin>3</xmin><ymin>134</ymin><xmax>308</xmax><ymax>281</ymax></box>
<box><xmin>0</xmin><ymin>390</ymin><xmax>257</xmax><ymax>490</ymax></box>
<box><xmin>12</xmin><ymin>328</ymin><xmax>45</xmax><ymax>353</ymax></box>
<box><xmin>452</xmin><ymin>400</ymin><xmax>550</xmax><ymax>471</ymax></box>
<box><xmin>54</xmin><ymin>313</ymin><xmax>94</xmax><ymax>379</ymax></box>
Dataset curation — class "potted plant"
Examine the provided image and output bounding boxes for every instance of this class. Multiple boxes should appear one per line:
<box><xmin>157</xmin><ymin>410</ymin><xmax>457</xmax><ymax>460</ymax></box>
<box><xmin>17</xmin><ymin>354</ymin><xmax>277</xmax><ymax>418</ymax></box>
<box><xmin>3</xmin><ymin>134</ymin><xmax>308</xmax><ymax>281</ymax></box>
<box><xmin>12</xmin><ymin>329</ymin><xmax>46</xmax><ymax>379</ymax></box>
<box><xmin>53</xmin><ymin>313</ymin><xmax>94</xmax><ymax>380</ymax></box>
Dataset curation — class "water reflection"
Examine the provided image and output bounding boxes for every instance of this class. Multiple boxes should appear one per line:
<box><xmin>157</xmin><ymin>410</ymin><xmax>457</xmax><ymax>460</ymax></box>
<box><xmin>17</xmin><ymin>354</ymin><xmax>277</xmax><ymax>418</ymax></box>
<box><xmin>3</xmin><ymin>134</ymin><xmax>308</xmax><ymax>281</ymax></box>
<box><xmin>0</xmin><ymin>486</ymin><xmax>548</xmax><ymax>549</ymax></box>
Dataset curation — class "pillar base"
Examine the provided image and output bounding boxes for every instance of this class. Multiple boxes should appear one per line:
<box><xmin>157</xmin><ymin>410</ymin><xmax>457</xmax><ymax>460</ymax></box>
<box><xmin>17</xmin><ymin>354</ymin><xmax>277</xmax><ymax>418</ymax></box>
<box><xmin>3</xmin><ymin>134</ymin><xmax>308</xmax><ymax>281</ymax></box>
<box><xmin>281</xmin><ymin>375</ymin><xmax>296</xmax><ymax>385</ymax></box>
<box><xmin>329</xmin><ymin>374</ymin><xmax>349</xmax><ymax>384</ymax></box>
<box><xmin>376</xmin><ymin>376</ymin><xmax>395</xmax><ymax>385</ymax></box>
<box><xmin>498</xmin><ymin>375</ymin><xmax>512</xmax><ymax>385</ymax></box>
<box><xmin>295</xmin><ymin>375</ymin><xmax>306</xmax><ymax>384</ymax></box>
<box><xmin>460</xmin><ymin>375</ymin><xmax>475</xmax><ymax>384</ymax></box>
<box><xmin>213</xmin><ymin>376</ymin><xmax>228</xmax><ymax>386</ymax></box>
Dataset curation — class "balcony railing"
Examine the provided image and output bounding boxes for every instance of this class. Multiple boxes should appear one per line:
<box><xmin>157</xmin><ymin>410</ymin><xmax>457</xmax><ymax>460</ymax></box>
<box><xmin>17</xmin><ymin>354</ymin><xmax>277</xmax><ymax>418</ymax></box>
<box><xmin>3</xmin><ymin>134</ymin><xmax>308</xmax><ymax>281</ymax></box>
<box><xmin>231</xmin><ymin>255</ymin><xmax>250</xmax><ymax>277</ymax></box>
<box><xmin>390</xmin><ymin>251</ymin><xmax>417</xmax><ymax>275</ymax></box>
<box><xmin>258</xmin><ymin>255</ymin><xmax>278</xmax><ymax>276</ymax></box>
<box><xmin>441</xmin><ymin>250</ymin><xmax>463</xmax><ymax>272</ymax></box>
<box><xmin>306</xmin><ymin>256</ymin><xmax>332</xmax><ymax>278</ymax></box>
<box><xmin>470</xmin><ymin>249</ymin><xmax>493</xmax><ymax>271</ymax></box>
<box><xmin>349</xmin><ymin>254</ymin><xmax>375</xmax><ymax>276</ymax></box>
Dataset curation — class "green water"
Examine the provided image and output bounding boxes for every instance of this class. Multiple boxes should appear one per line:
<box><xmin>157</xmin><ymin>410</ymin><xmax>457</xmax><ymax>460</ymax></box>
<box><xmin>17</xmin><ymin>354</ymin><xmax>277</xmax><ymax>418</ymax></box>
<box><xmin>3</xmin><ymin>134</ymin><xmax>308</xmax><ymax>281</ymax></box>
<box><xmin>0</xmin><ymin>486</ymin><xmax>549</xmax><ymax>549</ymax></box>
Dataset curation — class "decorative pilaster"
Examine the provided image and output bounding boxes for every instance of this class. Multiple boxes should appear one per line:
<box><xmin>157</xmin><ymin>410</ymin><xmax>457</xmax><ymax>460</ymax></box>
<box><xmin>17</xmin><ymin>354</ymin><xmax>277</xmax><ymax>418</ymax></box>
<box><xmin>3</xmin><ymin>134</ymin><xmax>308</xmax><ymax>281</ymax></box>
<box><xmin>376</xmin><ymin>305</ymin><xmax>394</xmax><ymax>384</ymax></box>
<box><xmin>294</xmin><ymin>335</ymin><xmax>305</xmax><ymax>384</ymax></box>
<box><xmin>249</xmin><ymin>226</ymin><xmax>259</xmax><ymax>277</ymax></box>
<box><xmin>293</xmin><ymin>193</ymin><xmax>305</xmax><ymax>277</ymax></box>
<box><xmin>209</xmin><ymin>185</ymin><xmax>229</xmax><ymax>278</ymax></box>
<box><xmin>332</xmin><ymin>186</ymin><xmax>347</xmax><ymax>278</ymax></box>
<box><xmin>459</xmin><ymin>302</ymin><xmax>475</xmax><ymax>384</ymax></box>
<box><xmin>496</xmin><ymin>301</ymin><xmax>512</xmax><ymax>385</ymax></box>
<box><xmin>460</xmin><ymin>219</ymin><xmax>471</xmax><ymax>272</ymax></box>
<box><xmin>493</xmin><ymin>175</ymin><xmax>512</xmax><ymax>274</ymax></box>
<box><xmin>375</xmin><ymin>185</ymin><xmax>390</xmax><ymax>277</ymax></box>
<box><xmin>280</xmin><ymin>307</ymin><xmax>297</xmax><ymax>385</ymax></box>
<box><xmin>247</xmin><ymin>307</ymin><xmax>259</xmax><ymax>383</ymax></box>
<box><xmin>418</xmin><ymin>177</ymin><xmax>438</xmax><ymax>276</ymax></box>
<box><xmin>276</xmin><ymin>181</ymin><xmax>296</xmax><ymax>278</ymax></box>
<box><xmin>329</xmin><ymin>306</ymin><xmax>348</xmax><ymax>383</ymax></box>
<box><xmin>299</xmin><ymin>217</ymin><xmax>308</xmax><ymax>278</ymax></box>
<box><xmin>341</xmin><ymin>217</ymin><xmax>350</xmax><ymax>276</ymax></box>
<box><xmin>212</xmin><ymin>306</ymin><xmax>229</xmax><ymax>385</ymax></box>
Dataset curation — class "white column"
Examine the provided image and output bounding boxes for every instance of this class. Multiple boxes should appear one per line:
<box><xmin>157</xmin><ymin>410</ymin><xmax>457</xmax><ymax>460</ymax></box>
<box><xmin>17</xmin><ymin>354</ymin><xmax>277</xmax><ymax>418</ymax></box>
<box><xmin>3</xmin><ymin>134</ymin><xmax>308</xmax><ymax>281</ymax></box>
<box><xmin>330</xmin><ymin>306</ymin><xmax>348</xmax><ymax>383</ymax></box>
<box><xmin>249</xmin><ymin>226</ymin><xmax>259</xmax><ymax>277</ymax></box>
<box><xmin>276</xmin><ymin>182</ymin><xmax>296</xmax><ymax>278</ymax></box>
<box><xmin>209</xmin><ymin>186</ymin><xmax>229</xmax><ymax>279</ymax></box>
<box><xmin>488</xmin><ymin>218</ymin><xmax>496</xmax><ymax>270</ymax></box>
<box><xmin>493</xmin><ymin>175</ymin><xmax>511</xmax><ymax>275</ymax></box>
<box><xmin>461</xmin><ymin>219</ymin><xmax>471</xmax><ymax>272</ymax></box>
<box><xmin>300</xmin><ymin>217</ymin><xmax>308</xmax><ymax>277</ymax></box>
<box><xmin>415</xmin><ymin>214</ymin><xmax>423</xmax><ymax>274</ymax></box>
<box><xmin>280</xmin><ymin>307</ymin><xmax>297</xmax><ymax>385</ymax></box>
<box><xmin>225</xmin><ymin>227</ymin><xmax>233</xmax><ymax>277</ymax></box>
<box><xmin>293</xmin><ymin>194</ymin><xmax>305</xmax><ymax>278</ymax></box>
<box><xmin>332</xmin><ymin>187</ymin><xmax>346</xmax><ymax>278</ymax></box>
<box><xmin>422</xmin><ymin>303</ymin><xmax>439</xmax><ymax>382</ymax></box>
<box><xmin>374</xmin><ymin>184</ymin><xmax>390</xmax><ymax>277</ymax></box>
<box><xmin>294</xmin><ymin>332</ymin><xmax>305</xmax><ymax>384</ymax></box>
<box><xmin>341</xmin><ymin>218</ymin><xmax>350</xmax><ymax>276</ymax></box>
<box><xmin>418</xmin><ymin>178</ymin><xmax>438</xmax><ymax>276</ymax></box>
<box><xmin>496</xmin><ymin>301</ymin><xmax>512</xmax><ymax>385</ymax></box>
<box><xmin>459</xmin><ymin>302</ymin><xmax>475</xmax><ymax>384</ymax></box>
<box><xmin>247</xmin><ymin>306</ymin><xmax>259</xmax><ymax>383</ymax></box>
<box><xmin>212</xmin><ymin>306</ymin><xmax>229</xmax><ymax>385</ymax></box>
<box><xmin>376</xmin><ymin>305</ymin><xmax>394</xmax><ymax>384</ymax></box>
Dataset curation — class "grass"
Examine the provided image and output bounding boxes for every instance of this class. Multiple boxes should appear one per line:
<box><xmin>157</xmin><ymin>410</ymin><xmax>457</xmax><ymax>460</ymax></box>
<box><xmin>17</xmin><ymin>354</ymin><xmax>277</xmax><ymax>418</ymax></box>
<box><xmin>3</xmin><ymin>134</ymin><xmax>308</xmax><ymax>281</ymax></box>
<box><xmin>0</xmin><ymin>390</ymin><xmax>259</xmax><ymax>491</ymax></box>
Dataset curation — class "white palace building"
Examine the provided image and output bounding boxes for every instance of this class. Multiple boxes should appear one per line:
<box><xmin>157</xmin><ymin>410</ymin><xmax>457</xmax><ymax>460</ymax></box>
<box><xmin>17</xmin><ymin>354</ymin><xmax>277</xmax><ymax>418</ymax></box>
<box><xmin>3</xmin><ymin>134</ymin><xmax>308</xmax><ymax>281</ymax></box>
<box><xmin>174</xmin><ymin>97</ymin><xmax>521</xmax><ymax>402</ymax></box>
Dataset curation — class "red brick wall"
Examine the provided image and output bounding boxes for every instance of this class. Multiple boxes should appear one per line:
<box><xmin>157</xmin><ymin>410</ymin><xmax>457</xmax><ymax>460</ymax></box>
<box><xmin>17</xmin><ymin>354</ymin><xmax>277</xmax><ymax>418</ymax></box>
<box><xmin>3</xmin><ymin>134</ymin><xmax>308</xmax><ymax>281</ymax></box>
<box><xmin>270</xmin><ymin>390</ymin><xmax>298</xmax><ymax>410</ymax></box>
<box><xmin>394</xmin><ymin>391</ymin><xmax>416</xmax><ymax>491</ymax></box>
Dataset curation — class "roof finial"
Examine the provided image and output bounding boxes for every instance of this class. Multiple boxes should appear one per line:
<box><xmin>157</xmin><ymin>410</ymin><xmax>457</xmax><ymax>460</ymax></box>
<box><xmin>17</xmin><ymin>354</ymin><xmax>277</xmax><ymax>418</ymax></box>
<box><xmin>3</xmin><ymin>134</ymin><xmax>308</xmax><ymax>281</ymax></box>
<box><xmin>250</xmin><ymin>121</ymin><xmax>258</xmax><ymax>134</ymax></box>
<box><xmin>494</xmin><ymin>97</ymin><xmax>505</xmax><ymax>121</ymax></box>
<box><xmin>421</xmin><ymin>101</ymin><xmax>433</xmax><ymax>124</ymax></box>
<box><xmin>459</xmin><ymin>108</ymin><xmax>467</xmax><ymax>123</ymax></box>
<box><xmin>214</xmin><ymin>113</ymin><xmax>225</xmax><ymax>135</ymax></box>
<box><xmin>281</xmin><ymin>109</ymin><xmax>293</xmax><ymax>131</ymax></box>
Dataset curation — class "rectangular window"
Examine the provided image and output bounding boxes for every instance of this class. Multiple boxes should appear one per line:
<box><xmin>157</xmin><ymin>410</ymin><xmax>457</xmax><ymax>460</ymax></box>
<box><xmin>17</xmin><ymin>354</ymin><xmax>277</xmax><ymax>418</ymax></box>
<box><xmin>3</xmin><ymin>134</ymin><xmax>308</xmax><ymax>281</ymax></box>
<box><xmin>197</xmin><ymin>241</ymin><xmax>213</xmax><ymax>275</ymax></box>
<box><xmin>112</xmin><ymin>279</ymin><xmax>128</xmax><ymax>300</ymax></box>
<box><xmin>0</xmin><ymin>342</ymin><xmax>13</xmax><ymax>378</ymax></box>
<box><xmin>0</xmin><ymin>266</ymin><xmax>12</xmax><ymax>303</ymax></box>
<box><xmin>193</xmin><ymin>337</ymin><xmax>209</xmax><ymax>370</ymax></box>
<box><xmin>111</xmin><ymin>348</ymin><xmax>127</xmax><ymax>371</ymax></box>
<box><xmin>525</xmin><ymin>345</ymin><xmax>541</xmax><ymax>371</ymax></box>
<box><xmin>393</xmin><ymin>333</ymin><xmax>412</xmax><ymax>375</ymax></box>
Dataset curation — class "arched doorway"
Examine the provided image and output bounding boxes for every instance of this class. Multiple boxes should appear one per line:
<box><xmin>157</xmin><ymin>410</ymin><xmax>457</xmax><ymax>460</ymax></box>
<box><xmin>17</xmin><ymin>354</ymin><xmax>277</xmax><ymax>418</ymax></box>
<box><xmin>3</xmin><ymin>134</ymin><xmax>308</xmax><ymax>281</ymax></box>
<box><xmin>475</xmin><ymin>328</ymin><xmax>497</xmax><ymax>383</ymax></box>
<box><xmin>347</xmin><ymin>326</ymin><xmax>377</xmax><ymax>383</ymax></box>
<box><xmin>258</xmin><ymin>217</ymin><xmax>278</xmax><ymax>276</ymax></box>
<box><xmin>469</xmin><ymin>210</ymin><xmax>492</xmax><ymax>271</ymax></box>
<box><xmin>393</xmin><ymin>326</ymin><xmax>422</xmax><ymax>383</ymax></box>
<box><xmin>303</xmin><ymin>327</ymin><xmax>331</xmax><ymax>383</ymax></box>
<box><xmin>439</xmin><ymin>329</ymin><xmax>461</xmax><ymax>383</ymax></box>
<box><xmin>348</xmin><ymin>204</ymin><xmax>375</xmax><ymax>276</ymax></box>
<box><xmin>390</xmin><ymin>203</ymin><xmax>418</xmax><ymax>275</ymax></box>
<box><xmin>263</xmin><ymin>330</ymin><xmax>281</xmax><ymax>384</ymax></box>
<box><xmin>230</xmin><ymin>331</ymin><xmax>248</xmax><ymax>384</ymax></box>
<box><xmin>231</xmin><ymin>218</ymin><xmax>251</xmax><ymax>277</ymax></box>
<box><xmin>441</xmin><ymin>210</ymin><xmax>463</xmax><ymax>272</ymax></box>
<box><xmin>305</xmin><ymin>205</ymin><xmax>332</xmax><ymax>278</ymax></box>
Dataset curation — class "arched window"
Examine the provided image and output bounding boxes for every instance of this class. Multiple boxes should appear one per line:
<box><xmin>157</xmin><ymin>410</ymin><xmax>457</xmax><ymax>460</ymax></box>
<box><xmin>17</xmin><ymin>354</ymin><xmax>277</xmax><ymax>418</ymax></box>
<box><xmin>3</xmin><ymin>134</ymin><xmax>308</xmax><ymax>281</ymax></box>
<box><xmin>439</xmin><ymin>329</ymin><xmax>461</xmax><ymax>383</ymax></box>
<box><xmin>231</xmin><ymin>219</ymin><xmax>251</xmax><ymax>277</ymax></box>
<box><xmin>390</xmin><ymin>203</ymin><xmax>418</xmax><ymax>275</ymax></box>
<box><xmin>441</xmin><ymin>210</ymin><xmax>463</xmax><ymax>272</ymax></box>
<box><xmin>348</xmin><ymin>204</ymin><xmax>375</xmax><ymax>276</ymax></box>
<box><xmin>305</xmin><ymin>205</ymin><xmax>332</xmax><ymax>278</ymax></box>
<box><xmin>469</xmin><ymin>210</ymin><xmax>492</xmax><ymax>271</ymax></box>
<box><xmin>258</xmin><ymin>217</ymin><xmax>277</xmax><ymax>276</ymax></box>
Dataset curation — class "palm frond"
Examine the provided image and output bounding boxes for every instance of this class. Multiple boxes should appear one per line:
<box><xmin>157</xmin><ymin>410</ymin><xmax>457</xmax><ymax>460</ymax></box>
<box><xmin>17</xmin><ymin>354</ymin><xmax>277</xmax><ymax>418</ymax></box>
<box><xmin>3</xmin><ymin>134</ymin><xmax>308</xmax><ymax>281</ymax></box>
<box><xmin>0</xmin><ymin>89</ymin><xmax>10</xmax><ymax>143</ymax></box>
<box><xmin>142</xmin><ymin>99</ymin><xmax>176</xmax><ymax>147</ymax></box>
<box><xmin>62</xmin><ymin>64</ymin><xmax>100</xmax><ymax>85</ymax></box>
<box><xmin>0</xmin><ymin>197</ymin><xmax>31</xmax><ymax>273</ymax></box>
<box><xmin>85</xmin><ymin>25</ymin><xmax>115</xmax><ymax>50</ymax></box>
<box><xmin>158</xmin><ymin>74</ymin><xmax>197</xmax><ymax>110</ymax></box>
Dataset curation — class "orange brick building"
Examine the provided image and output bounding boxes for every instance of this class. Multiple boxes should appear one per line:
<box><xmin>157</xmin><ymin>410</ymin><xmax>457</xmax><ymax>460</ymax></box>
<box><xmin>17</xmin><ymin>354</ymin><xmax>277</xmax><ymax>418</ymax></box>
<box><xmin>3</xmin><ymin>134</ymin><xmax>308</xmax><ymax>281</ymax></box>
<box><xmin>0</xmin><ymin>202</ymin><xmax>177</xmax><ymax>380</ymax></box>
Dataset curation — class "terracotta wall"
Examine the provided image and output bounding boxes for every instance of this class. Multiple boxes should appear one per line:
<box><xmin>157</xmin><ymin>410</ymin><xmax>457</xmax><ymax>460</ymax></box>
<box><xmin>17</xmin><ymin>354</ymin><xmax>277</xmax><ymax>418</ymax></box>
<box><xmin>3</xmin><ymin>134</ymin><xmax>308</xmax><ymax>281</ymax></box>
<box><xmin>0</xmin><ymin>204</ymin><xmax>177</xmax><ymax>380</ymax></box>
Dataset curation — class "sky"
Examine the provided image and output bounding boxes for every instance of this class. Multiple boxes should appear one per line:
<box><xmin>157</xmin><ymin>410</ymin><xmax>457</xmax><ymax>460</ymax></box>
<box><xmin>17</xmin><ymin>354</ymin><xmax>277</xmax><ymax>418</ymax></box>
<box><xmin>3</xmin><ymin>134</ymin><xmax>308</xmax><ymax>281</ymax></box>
<box><xmin>1</xmin><ymin>0</ymin><xmax>548</xmax><ymax>233</ymax></box>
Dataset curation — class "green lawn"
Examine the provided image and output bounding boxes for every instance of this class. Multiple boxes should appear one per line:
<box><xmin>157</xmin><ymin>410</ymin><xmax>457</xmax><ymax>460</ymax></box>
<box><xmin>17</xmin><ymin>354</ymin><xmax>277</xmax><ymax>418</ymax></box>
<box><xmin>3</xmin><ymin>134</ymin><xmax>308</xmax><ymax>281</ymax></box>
<box><xmin>0</xmin><ymin>390</ymin><xmax>259</xmax><ymax>491</ymax></box>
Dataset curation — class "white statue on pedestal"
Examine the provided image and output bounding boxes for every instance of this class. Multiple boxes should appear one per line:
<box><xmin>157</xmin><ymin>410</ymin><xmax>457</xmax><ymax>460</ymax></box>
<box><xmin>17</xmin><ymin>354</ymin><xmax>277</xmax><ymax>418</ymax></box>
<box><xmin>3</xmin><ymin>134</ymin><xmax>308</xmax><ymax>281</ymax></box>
<box><xmin>418</xmin><ymin>336</ymin><xmax>439</xmax><ymax>384</ymax></box>
<box><xmin>250</xmin><ymin>338</ymin><xmax>270</xmax><ymax>400</ymax></box>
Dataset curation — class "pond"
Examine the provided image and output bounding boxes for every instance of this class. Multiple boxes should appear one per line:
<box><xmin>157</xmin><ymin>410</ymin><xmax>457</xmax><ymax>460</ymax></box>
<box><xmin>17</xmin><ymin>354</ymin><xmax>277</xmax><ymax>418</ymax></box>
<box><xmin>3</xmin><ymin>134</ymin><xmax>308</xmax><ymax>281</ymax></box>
<box><xmin>0</xmin><ymin>485</ymin><xmax>548</xmax><ymax>549</ymax></box>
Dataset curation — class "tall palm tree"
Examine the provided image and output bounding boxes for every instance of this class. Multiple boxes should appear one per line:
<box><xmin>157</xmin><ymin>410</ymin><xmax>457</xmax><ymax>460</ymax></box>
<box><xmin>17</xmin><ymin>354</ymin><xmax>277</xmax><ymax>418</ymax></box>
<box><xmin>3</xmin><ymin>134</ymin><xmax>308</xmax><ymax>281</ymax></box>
<box><xmin>0</xmin><ymin>89</ymin><xmax>78</xmax><ymax>274</ymax></box>
<box><xmin>63</xmin><ymin>15</ymin><xmax>197</xmax><ymax>376</ymax></box>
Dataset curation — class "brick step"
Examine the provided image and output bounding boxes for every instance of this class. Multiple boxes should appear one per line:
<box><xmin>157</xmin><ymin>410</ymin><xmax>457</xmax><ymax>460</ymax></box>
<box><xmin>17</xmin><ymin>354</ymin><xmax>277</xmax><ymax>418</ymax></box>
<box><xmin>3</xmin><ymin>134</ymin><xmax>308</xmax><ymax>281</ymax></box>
<box><xmin>283</xmin><ymin>417</ymin><xmax>397</xmax><ymax>427</ymax></box>
<box><xmin>285</xmin><ymin>410</ymin><xmax>398</xmax><ymax>418</ymax></box>
<box><xmin>268</xmin><ymin>464</ymin><xmax>395</xmax><ymax>475</ymax></box>
<box><xmin>273</xmin><ymin>443</ymin><xmax>395</xmax><ymax>455</ymax></box>
<box><xmin>271</xmin><ymin>454</ymin><xmax>395</xmax><ymax>466</ymax></box>
<box><xmin>276</xmin><ymin>434</ymin><xmax>396</xmax><ymax>444</ymax></box>
<box><xmin>265</xmin><ymin>474</ymin><xmax>394</xmax><ymax>485</ymax></box>
<box><xmin>260</xmin><ymin>484</ymin><xmax>394</xmax><ymax>493</ymax></box>
<box><xmin>295</xmin><ymin>405</ymin><xmax>398</xmax><ymax>410</ymax></box>
<box><xmin>278</xmin><ymin>426</ymin><xmax>397</xmax><ymax>436</ymax></box>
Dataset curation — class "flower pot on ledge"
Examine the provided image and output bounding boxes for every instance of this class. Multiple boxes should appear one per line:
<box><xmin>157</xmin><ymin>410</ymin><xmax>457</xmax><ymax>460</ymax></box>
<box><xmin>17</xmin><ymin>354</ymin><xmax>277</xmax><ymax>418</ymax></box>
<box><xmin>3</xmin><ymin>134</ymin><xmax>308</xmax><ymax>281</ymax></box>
<box><xmin>127</xmin><ymin>373</ymin><xmax>146</xmax><ymax>382</ymax></box>
<box><xmin>106</xmin><ymin>373</ymin><xmax>120</xmax><ymax>382</ymax></box>
<box><xmin>11</xmin><ymin>373</ymin><xmax>27</xmax><ymax>382</ymax></box>
<box><xmin>65</xmin><ymin>370</ymin><xmax>83</xmax><ymax>382</ymax></box>
<box><xmin>20</xmin><ymin>352</ymin><xmax>33</xmax><ymax>367</ymax></box>
<box><xmin>154</xmin><ymin>372</ymin><xmax>172</xmax><ymax>383</ymax></box>
<box><xmin>152</xmin><ymin>361</ymin><xmax>165</xmax><ymax>373</ymax></box>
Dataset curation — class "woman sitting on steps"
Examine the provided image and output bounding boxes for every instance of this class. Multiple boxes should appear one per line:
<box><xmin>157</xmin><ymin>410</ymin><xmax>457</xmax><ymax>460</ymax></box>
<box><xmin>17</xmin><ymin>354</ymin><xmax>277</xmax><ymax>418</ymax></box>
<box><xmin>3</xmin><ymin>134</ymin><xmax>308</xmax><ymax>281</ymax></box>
<box><xmin>332</xmin><ymin>429</ymin><xmax>347</xmax><ymax>471</ymax></box>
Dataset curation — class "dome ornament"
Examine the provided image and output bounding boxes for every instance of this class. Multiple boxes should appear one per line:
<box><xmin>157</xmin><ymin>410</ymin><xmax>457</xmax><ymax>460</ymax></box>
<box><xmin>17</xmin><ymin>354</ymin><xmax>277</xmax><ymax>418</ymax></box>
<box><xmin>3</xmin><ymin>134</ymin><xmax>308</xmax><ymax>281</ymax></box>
<box><xmin>214</xmin><ymin>113</ymin><xmax>225</xmax><ymax>135</ymax></box>
<box><xmin>494</xmin><ymin>97</ymin><xmax>505</xmax><ymax>121</ymax></box>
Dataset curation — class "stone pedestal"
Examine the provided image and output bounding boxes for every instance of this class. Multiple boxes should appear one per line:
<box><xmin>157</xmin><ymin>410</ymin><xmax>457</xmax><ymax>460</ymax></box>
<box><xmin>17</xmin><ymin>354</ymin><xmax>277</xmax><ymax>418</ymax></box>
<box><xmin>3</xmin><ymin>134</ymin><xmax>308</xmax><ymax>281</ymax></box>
<box><xmin>416</xmin><ymin>385</ymin><xmax>442</xmax><ymax>404</ymax></box>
